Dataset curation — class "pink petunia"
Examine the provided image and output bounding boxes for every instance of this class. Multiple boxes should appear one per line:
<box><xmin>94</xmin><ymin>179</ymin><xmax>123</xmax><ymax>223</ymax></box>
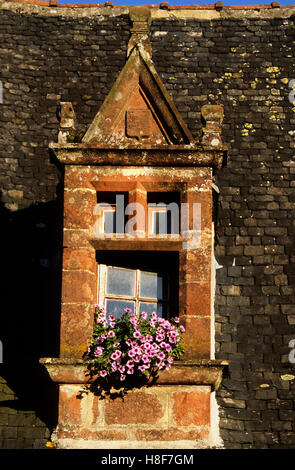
<box><xmin>157</xmin><ymin>352</ymin><xmax>165</xmax><ymax>360</ymax></box>
<box><xmin>100</xmin><ymin>370</ymin><xmax>108</xmax><ymax>377</ymax></box>
<box><xmin>94</xmin><ymin>346</ymin><xmax>104</xmax><ymax>357</ymax></box>
<box><xmin>124</xmin><ymin>308</ymin><xmax>132</xmax><ymax>313</ymax></box>
<box><xmin>109</xmin><ymin>315</ymin><xmax>115</xmax><ymax>322</ymax></box>
<box><xmin>133</xmin><ymin>330</ymin><xmax>142</xmax><ymax>339</ymax></box>
<box><xmin>180</xmin><ymin>325</ymin><xmax>185</xmax><ymax>333</ymax></box>
<box><xmin>128</xmin><ymin>349</ymin><xmax>136</xmax><ymax>358</ymax></box>
<box><xmin>142</xmin><ymin>354</ymin><xmax>150</xmax><ymax>364</ymax></box>
<box><xmin>111</xmin><ymin>350</ymin><xmax>122</xmax><ymax>361</ymax></box>
<box><xmin>108</xmin><ymin>330</ymin><xmax>115</xmax><ymax>338</ymax></box>
<box><xmin>141</xmin><ymin>311</ymin><xmax>148</xmax><ymax>320</ymax></box>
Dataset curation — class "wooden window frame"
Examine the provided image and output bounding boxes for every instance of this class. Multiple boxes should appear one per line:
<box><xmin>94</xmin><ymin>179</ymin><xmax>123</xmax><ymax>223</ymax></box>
<box><xmin>97</xmin><ymin>264</ymin><xmax>169</xmax><ymax>318</ymax></box>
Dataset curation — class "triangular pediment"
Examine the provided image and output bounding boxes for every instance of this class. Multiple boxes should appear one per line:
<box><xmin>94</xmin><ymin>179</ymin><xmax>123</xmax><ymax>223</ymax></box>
<box><xmin>82</xmin><ymin>46</ymin><xmax>194</xmax><ymax>146</ymax></box>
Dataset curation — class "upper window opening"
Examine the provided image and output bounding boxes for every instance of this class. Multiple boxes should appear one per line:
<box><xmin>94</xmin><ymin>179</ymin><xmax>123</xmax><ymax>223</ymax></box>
<box><xmin>147</xmin><ymin>192</ymin><xmax>180</xmax><ymax>235</ymax></box>
<box><xmin>96</xmin><ymin>192</ymin><xmax>128</xmax><ymax>234</ymax></box>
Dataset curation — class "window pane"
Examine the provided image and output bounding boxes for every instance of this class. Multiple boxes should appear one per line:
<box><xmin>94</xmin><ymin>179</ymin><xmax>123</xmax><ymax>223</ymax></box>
<box><xmin>106</xmin><ymin>299</ymin><xmax>135</xmax><ymax>319</ymax></box>
<box><xmin>104</xmin><ymin>210</ymin><xmax>116</xmax><ymax>234</ymax></box>
<box><xmin>106</xmin><ymin>267</ymin><xmax>135</xmax><ymax>296</ymax></box>
<box><xmin>140</xmin><ymin>271</ymin><xmax>163</xmax><ymax>299</ymax></box>
<box><xmin>139</xmin><ymin>302</ymin><xmax>163</xmax><ymax>317</ymax></box>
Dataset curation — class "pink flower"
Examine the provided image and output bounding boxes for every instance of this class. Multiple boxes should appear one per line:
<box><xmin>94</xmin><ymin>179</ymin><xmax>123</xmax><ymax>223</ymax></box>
<box><xmin>120</xmin><ymin>374</ymin><xmax>126</xmax><ymax>381</ymax></box>
<box><xmin>152</xmin><ymin>312</ymin><xmax>157</xmax><ymax>319</ymax></box>
<box><xmin>126</xmin><ymin>360</ymin><xmax>134</xmax><ymax>368</ymax></box>
<box><xmin>157</xmin><ymin>352</ymin><xmax>165</xmax><ymax>360</ymax></box>
<box><xmin>108</xmin><ymin>330</ymin><xmax>115</xmax><ymax>338</ymax></box>
<box><xmin>109</xmin><ymin>315</ymin><xmax>115</xmax><ymax>321</ymax></box>
<box><xmin>94</xmin><ymin>346</ymin><xmax>104</xmax><ymax>357</ymax></box>
<box><xmin>114</xmin><ymin>342</ymin><xmax>119</xmax><ymax>347</ymax></box>
<box><xmin>128</xmin><ymin>349</ymin><xmax>136</xmax><ymax>358</ymax></box>
<box><xmin>156</xmin><ymin>335</ymin><xmax>165</xmax><ymax>342</ymax></box>
<box><xmin>174</xmin><ymin>317</ymin><xmax>180</xmax><ymax>323</ymax></box>
<box><xmin>139</xmin><ymin>365</ymin><xmax>147</xmax><ymax>372</ymax></box>
<box><xmin>127</xmin><ymin>368</ymin><xmax>134</xmax><ymax>375</ymax></box>
<box><xmin>111</xmin><ymin>362</ymin><xmax>117</xmax><ymax>371</ymax></box>
<box><xmin>100</xmin><ymin>370</ymin><xmax>108</xmax><ymax>377</ymax></box>
<box><xmin>180</xmin><ymin>325</ymin><xmax>185</xmax><ymax>333</ymax></box>
<box><xmin>141</xmin><ymin>311</ymin><xmax>148</xmax><ymax>320</ymax></box>
<box><xmin>133</xmin><ymin>330</ymin><xmax>142</xmax><ymax>339</ymax></box>
<box><xmin>145</xmin><ymin>335</ymin><xmax>153</xmax><ymax>342</ymax></box>
<box><xmin>167</xmin><ymin>356</ymin><xmax>174</xmax><ymax>364</ymax></box>
<box><xmin>111</xmin><ymin>350</ymin><xmax>122</xmax><ymax>361</ymax></box>
<box><xmin>110</xmin><ymin>321</ymin><xmax>116</xmax><ymax>328</ymax></box>
<box><xmin>124</xmin><ymin>308</ymin><xmax>132</xmax><ymax>313</ymax></box>
<box><xmin>119</xmin><ymin>365</ymin><xmax>125</xmax><ymax>373</ymax></box>
<box><xmin>142</xmin><ymin>354</ymin><xmax>150</xmax><ymax>364</ymax></box>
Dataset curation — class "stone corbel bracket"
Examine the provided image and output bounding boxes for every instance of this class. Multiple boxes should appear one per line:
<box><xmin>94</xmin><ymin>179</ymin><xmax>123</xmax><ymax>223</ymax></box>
<box><xmin>201</xmin><ymin>104</ymin><xmax>224</xmax><ymax>148</ymax></box>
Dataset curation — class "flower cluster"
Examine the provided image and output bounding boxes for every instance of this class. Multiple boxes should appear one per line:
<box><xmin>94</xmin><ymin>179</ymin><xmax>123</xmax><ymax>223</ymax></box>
<box><xmin>86</xmin><ymin>305</ymin><xmax>185</xmax><ymax>383</ymax></box>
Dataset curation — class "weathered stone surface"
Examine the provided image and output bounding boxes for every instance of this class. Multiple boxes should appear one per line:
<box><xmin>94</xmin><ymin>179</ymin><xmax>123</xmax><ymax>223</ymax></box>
<box><xmin>1</xmin><ymin>1</ymin><xmax>295</xmax><ymax>450</ymax></box>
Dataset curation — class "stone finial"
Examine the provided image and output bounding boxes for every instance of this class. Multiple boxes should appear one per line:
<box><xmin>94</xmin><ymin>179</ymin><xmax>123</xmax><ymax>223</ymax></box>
<box><xmin>58</xmin><ymin>102</ymin><xmax>76</xmax><ymax>144</ymax></box>
<box><xmin>127</xmin><ymin>6</ymin><xmax>152</xmax><ymax>58</ymax></box>
<box><xmin>201</xmin><ymin>104</ymin><xmax>224</xmax><ymax>147</ymax></box>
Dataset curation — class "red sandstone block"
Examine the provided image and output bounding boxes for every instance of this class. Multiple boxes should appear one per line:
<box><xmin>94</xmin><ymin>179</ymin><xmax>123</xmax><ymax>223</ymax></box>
<box><xmin>179</xmin><ymin>283</ymin><xmax>211</xmax><ymax>317</ymax></box>
<box><xmin>172</xmin><ymin>390</ymin><xmax>210</xmax><ymax>427</ymax></box>
<box><xmin>58</xmin><ymin>427</ymin><xmax>127</xmax><ymax>440</ymax></box>
<box><xmin>105</xmin><ymin>391</ymin><xmax>165</xmax><ymax>425</ymax></box>
<box><xmin>135</xmin><ymin>427</ymin><xmax>209</xmax><ymax>441</ymax></box>
<box><xmin>62</xmin><ymin>247</ymin><xmax>96</xmax><ymax>273</ymax></box>
<box><xmin>60</xmin><ymin>303</ymin><xmax>93</xmax><ymax>358</ymax></box>
<box><xmin>63</xmin><ymin>229</ymin><xmax>89</xmax><ymax>248</ymax></box>
<box><xmin>182</xmin><ymin>317</ymin><xmax>211</xmax><ymax>359</ymax></box>
<box><xmin>61</xmin><ymin>271</ymin><xmax>96</xmax><ymax>304</ymax></box>
<box><xmin>59</xmin><ymin>388</ymin><xmax>82</xmax><ymax>426</ymax></box>
<box><xmin>63</xmin><ymin>190</ymin><xmax>96</xmax><ymax>229</ymax></box>
<box><xmin>179</xmin><ymin>250</ymin><xmax>212</xmax><ymax>283</ymax></box>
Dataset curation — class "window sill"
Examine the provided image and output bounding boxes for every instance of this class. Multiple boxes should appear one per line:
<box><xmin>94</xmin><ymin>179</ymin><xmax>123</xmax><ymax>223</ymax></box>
<box><xmin>40</xmin><ymin>357</ymin><xmax>229</xmax><ymax>391</ymax></box>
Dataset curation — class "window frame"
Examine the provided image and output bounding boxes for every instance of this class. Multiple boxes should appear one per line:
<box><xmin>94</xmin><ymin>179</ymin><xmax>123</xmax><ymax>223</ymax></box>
<box><xmin>97</xmin><ymin>264</ymin><xmax>169</xmax><ymax>318</ymax></box>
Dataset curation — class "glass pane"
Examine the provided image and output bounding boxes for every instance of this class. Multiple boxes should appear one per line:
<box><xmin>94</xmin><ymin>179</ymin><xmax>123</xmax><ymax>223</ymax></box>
<box><xmin>156</xmin><ymin>211</ymin><xmax>167</xmax><ymax>235</ymax></box>
<box><xmin>140</xmin><ymin>302</ymin><xmax>163</xmax><ymax>317</ymax></box>
<box><xmin>104</xmin><ymin>210</ymin><xmax>116</xmax><ymax>234</ymax></box>
<box><xmin>106</xmin><ymin>299</ymin><xmax>135</xmax><ymax>319</ymax></box>
<box><xmin>106</xmin><ymin>267</ymin><xmax>135</xmax><ymax>296</ymax></box>
<box><xmin>140</xmin><ymin>271</ymin><xmax>163</xmax><ymax>299</ymax></box>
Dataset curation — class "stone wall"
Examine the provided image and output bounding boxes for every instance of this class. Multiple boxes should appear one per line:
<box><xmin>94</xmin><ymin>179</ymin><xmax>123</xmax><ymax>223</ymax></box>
<box><xmin>0</xmin><ymin>1</ymin><xmax>295</xmax><ymax>448</ymax></box>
